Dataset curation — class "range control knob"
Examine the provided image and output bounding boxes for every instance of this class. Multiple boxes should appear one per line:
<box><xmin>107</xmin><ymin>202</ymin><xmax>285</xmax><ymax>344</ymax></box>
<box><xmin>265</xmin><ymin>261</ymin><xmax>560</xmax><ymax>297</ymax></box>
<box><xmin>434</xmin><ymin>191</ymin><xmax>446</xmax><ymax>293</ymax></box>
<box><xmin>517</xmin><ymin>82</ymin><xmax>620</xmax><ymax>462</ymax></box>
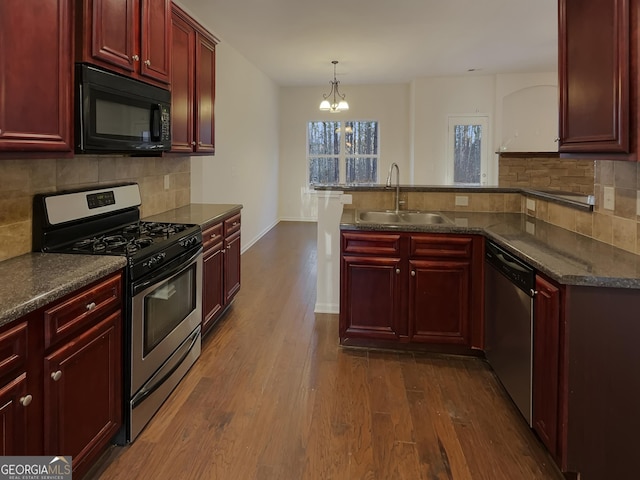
<box><xmin>145</xmin><ymin>253</ymin><xmax>166</xmax><ymax>268</ymax></box>
<box><xmin>180</xmin><ymin>237</ymin><xmax>199</xmax><ymax>248</ymax></box>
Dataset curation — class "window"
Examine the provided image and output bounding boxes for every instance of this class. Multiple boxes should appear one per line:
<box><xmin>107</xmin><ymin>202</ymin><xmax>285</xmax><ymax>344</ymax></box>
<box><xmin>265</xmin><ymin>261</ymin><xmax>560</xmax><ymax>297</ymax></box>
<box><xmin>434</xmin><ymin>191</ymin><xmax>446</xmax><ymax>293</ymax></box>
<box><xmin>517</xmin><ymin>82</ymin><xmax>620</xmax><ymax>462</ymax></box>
<box><xmin>308</xmin><ymin>121</ymin><xmax>378</xmax><ymax>185</ymax></box>
<box><xmin>447</xmin><ymin>116</ymin><xmax>489</xmax><ymax>185</ymax></box>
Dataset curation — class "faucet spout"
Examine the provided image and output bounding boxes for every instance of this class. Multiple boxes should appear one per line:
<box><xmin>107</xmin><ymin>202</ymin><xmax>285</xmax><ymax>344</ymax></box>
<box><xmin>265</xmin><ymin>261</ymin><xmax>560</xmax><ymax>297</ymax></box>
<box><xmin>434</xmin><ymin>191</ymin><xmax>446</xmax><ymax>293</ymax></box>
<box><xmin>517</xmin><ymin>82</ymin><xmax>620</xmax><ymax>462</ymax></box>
<box><xmin>386</xmin><ymin>163</ymin><xmax>400</xmax><ymax>213</ymax></box>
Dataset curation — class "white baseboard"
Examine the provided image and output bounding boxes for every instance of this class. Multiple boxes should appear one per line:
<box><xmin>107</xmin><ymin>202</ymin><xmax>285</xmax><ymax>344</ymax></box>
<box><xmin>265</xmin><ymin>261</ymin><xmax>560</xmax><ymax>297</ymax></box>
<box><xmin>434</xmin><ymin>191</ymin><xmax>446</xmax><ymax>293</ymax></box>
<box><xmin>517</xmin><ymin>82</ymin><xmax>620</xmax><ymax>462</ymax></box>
<box><xmin>314</xmin><ymin>303</ymin><xmax>339</xmax><ymax>314</ymax></box>
<box><xmin>278</xmin><ymin>216</ymin><xmax>317</xmax><ymax>222</ymax></box>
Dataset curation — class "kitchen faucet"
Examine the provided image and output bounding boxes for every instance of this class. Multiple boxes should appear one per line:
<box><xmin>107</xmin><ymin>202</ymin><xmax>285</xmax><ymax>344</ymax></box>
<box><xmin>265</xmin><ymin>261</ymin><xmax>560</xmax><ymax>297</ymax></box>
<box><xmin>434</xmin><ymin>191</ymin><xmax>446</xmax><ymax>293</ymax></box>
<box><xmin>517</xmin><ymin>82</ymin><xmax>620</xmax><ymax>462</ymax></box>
<box><xmin>386</xmin><ymin>162</ymin><xmax>400</xmax><ymax>213</ymax></box>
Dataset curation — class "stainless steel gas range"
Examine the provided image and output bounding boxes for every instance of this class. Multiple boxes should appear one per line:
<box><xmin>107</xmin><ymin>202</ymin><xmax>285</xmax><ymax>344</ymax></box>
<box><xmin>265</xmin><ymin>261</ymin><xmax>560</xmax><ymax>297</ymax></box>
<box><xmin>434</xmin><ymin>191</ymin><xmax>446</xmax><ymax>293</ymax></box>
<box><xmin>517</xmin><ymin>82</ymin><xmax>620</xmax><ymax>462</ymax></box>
<box><xmin>33</xmin><ymin>183</ymin><xmax>202</xmax><ymax>443</ymax></box>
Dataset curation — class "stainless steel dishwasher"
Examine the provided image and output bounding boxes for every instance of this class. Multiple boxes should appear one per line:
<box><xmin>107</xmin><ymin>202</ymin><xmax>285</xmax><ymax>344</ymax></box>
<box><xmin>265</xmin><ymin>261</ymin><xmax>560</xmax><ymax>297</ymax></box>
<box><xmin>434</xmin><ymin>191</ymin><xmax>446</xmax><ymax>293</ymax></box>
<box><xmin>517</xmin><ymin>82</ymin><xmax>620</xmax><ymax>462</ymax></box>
<box><xmin>484</xmin><ymin>239</ymin><xmax>535</xmax><ymax>426</ymax></box>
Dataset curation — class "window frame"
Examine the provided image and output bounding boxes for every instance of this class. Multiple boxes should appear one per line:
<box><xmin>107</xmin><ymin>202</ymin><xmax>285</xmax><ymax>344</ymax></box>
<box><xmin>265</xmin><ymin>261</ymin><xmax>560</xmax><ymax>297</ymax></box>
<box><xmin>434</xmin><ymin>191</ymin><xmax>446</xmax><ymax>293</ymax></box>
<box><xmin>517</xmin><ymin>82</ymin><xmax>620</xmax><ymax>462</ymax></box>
<box><xmin>446</xmin><ymin>114</ymin><xmax>490</xmax><ymax>186</ymax></box>
<box><xmin>307</xmin><ymin>120</ymin><xmax>380</xmax><ymax>186</ymax></box>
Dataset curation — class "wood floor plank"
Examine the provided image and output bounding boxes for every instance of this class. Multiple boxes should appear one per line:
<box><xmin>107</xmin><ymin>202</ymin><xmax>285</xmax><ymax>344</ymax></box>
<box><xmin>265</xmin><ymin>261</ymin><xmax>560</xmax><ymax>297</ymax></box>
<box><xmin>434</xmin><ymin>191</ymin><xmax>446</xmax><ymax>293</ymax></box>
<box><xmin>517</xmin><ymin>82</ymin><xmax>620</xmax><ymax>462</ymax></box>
<box><xmin>86</xmin><ymin>222</ymin><xmax>565</xmax><ymax>480</ymax></box>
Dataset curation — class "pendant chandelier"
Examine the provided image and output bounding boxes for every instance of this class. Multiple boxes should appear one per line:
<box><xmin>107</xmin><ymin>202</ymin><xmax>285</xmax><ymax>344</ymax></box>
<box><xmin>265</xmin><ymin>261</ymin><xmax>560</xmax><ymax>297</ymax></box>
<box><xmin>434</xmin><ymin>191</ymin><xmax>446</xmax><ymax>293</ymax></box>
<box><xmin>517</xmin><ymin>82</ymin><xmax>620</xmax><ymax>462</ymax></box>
<box><xmin>319</xmin><ymin>60</ymin><xmax>349</xmax><ymax>113</ymax></box>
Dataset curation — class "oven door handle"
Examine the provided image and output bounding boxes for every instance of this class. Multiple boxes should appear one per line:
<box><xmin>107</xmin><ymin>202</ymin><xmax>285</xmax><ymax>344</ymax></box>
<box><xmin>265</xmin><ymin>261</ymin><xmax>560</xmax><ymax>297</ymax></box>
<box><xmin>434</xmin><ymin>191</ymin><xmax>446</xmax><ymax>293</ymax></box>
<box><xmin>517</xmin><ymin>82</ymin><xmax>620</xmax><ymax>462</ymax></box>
<box><xmin>131</xmin><ymin>326</ymin><xmax>201</xmax><ymax>409</ymax></box>
<box><xmin>132</xmin><ymin>247</ymin><xmax>202</xmax><ymax>296</ymax></box>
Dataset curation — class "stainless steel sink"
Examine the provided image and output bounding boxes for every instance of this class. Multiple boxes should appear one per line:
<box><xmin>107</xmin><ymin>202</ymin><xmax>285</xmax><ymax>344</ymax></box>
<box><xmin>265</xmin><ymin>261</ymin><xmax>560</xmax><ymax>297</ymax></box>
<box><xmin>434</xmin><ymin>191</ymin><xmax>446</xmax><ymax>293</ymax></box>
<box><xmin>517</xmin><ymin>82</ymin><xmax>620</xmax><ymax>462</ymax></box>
<box><xmin>355</xmin><ymin>210</ymin><xmax>452</xmax><ymax>225</ymax></box>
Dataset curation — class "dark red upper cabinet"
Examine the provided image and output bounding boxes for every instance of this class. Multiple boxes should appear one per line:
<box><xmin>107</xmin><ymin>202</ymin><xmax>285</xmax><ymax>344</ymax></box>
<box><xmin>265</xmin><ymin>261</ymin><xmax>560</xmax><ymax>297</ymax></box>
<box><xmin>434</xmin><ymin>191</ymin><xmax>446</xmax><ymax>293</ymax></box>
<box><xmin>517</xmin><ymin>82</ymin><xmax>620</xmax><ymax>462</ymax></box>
<box><xmin>0</xmin><ymin>0</ymin><xmax>74</xmax><ymax>155</ymax></box>
<box><xmin>76</xmin><ymin>0</ymin><xmax>171</xmax><ymax>87</ymax></box>
<box><xmin>170</xmin><ymin>3</ymin><xmax>218</xmax><ymax>154</ymax></box>
<box><xmin>558</xmin><ymin>0</ymin><xmax>631</xmax><ymax>156</ymax></box>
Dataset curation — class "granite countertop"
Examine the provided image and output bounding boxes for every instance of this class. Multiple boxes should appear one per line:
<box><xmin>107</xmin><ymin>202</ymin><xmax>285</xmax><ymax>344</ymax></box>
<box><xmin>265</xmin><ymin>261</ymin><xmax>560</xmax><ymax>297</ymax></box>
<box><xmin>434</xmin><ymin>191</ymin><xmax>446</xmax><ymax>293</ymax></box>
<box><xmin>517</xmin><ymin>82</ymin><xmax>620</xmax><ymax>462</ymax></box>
<box><xmin>0</xmin><ymin>253</ymin><xmax>126</xmax><ymax>328</ymax></box>
<box><xmin>143</xmin><ymin>203</ymin><xmax>243</xmax><ymax>228</ymax></box>
<box><xmin>341</xmin><ymin>209</ymin><xmax>640</xmax><ymax>289</ymax></box>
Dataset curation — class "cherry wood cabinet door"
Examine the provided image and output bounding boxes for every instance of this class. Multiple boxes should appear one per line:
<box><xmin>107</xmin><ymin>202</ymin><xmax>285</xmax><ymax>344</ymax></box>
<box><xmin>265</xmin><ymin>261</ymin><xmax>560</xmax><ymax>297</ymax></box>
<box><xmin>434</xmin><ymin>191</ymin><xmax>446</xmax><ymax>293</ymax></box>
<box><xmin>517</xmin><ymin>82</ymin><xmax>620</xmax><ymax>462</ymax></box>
<box><xmin>340</xmin><ymin>255</ymin><xmax>404</xmax><ymax>340</ymax></box>
<box><xmin>195</xmin><ymin>34</ymin><xmax>216</xmax><ymax>153</ymax></box>
<box><xmin>533</xmin><ymin>275</ymin><xmax>562</xmax><ymax>460</ymax></box>
<box><xmin>85</xmin><ymin>0</ymin><xmax>138</xmax><ymax>74</ymax></box>
<box><xmin>203</xmin><ymin>242</ymin><xmax>224</xmax><ymax>334</ymax></box>
<box><xmin>408</xmin><ymin>259</ymin><xmax>470</xmax><ymax>345</ymax></box>
<box><xmin>140</xmin><ymin>0</ymin><xmax>171</xmax><ymax>84</ymax></box>
<box><xmin>559</xmin><ymin>0</ymin><xmax>630</xmax><ymax>153</ymax></box>
<box><xmin>0</xmin><ymin>374</ymin><xmax>29</xmax><ymax>455</ymax></box>
<box><xmin>170</xmin><ymin>10</ymin><xmax>195</xmax><ymax>152</ymax></box>
<box><xmin>224</xmin><ymin>231</ymin><xmax>242</xmax><ymax>304</ymax></box>
<box><xmin>0</xmin><ymin>0</ymin><xmax>73</xmax><ymax>153</ymax></box>
<box><xmin>0</xmin><ymin>321</ymin><xmax>31</xmax><ymax>455</ymax></box>
<box><xmin>43</xmin><ymin>312</ymin><xmax>122</xmax><ymax>479</ymax></box>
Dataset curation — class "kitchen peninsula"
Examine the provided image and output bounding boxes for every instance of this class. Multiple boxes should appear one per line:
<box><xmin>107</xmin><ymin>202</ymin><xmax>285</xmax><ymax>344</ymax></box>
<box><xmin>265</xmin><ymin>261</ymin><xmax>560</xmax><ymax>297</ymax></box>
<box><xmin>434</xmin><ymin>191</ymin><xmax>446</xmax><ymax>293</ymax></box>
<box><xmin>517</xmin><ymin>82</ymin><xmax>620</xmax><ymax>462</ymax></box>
<box><xmin>316</xmin><ymin>184</ymin><xmax>640</xmax><ymax>480</ymax></box>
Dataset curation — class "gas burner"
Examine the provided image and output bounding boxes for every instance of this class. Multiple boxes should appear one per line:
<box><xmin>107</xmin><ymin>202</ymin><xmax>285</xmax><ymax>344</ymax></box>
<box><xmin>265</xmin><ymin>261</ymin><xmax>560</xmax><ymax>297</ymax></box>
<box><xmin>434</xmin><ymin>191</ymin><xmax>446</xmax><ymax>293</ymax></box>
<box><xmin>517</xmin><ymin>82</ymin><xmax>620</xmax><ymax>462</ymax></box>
<box><xmin>103</xmin><ymin>235</ymin><xmax>129</xmax><ymax>250</ymax></box>
<box><xmin>125</xmin><ymin>238</ymin><xmax>153</xmax><ymax>254</ymax></box>
<box><xmin>140</xmin><ymin>222</ymin><xmax>189</xmax><ymax>238</ymax></box>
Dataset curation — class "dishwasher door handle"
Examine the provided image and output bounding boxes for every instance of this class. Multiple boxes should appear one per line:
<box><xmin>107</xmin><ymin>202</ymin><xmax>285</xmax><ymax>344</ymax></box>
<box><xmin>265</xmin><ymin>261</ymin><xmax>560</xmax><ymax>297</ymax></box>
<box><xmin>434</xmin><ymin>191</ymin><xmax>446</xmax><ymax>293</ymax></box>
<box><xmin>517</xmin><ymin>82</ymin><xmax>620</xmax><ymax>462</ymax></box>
<box><xmin>495</xmin><ymin>252</ymin><xmax>529</xmax><ymax>273</ymax></box>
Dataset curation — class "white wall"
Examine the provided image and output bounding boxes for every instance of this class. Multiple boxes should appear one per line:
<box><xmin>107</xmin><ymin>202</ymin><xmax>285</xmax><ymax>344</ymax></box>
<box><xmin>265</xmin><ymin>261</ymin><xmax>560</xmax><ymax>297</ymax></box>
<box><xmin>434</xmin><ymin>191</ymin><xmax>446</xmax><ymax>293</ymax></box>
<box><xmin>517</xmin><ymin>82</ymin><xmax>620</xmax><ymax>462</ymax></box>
<box><xmin>190</xmin><ymin>41</ymin><xmax>280</xmax><ymax>251</ymax></box>
<box><xmin>411</xmin><ymin>75</ymin><xmax>497</xmax><ymax>185</ymax></box>
<box><xmin>278</xmin><ymin>84</ymin><xmax>410</xmax><ymax>221</ymax></box>
<box><xmin>495</xmin><ymin>72</ymin><xmax>558</xmax><ymax>153</ymax></box>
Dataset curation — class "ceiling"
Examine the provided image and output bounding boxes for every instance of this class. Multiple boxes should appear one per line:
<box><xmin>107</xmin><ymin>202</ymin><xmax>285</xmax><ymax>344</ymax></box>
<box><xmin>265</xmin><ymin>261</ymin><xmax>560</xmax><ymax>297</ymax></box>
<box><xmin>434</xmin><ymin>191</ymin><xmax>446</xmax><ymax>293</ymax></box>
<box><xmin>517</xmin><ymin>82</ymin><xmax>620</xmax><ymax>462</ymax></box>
<box><xmin>179</xmin><ymin>0</ymin><xmax>558</xmax><ymax>87</ymax></box>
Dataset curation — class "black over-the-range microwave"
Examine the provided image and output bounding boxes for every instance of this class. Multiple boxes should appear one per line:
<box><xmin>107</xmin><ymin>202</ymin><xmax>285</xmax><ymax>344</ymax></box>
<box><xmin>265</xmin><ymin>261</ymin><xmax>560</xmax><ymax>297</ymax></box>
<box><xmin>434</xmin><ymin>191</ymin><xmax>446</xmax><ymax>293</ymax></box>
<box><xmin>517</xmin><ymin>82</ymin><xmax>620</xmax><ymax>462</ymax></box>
<box><xmin>75</xmin><ymin>64</ymin><xmax>171</xmax><ymax>154</ymax></box>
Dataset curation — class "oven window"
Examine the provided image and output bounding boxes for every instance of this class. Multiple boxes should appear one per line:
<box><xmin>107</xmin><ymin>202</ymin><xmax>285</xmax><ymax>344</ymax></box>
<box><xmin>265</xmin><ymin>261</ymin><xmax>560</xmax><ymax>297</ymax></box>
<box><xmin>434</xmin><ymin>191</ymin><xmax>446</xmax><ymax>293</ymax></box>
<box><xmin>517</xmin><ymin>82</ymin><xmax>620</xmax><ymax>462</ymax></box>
<box><xmin>143</xmin><ymin>265</ymin><xmax>196</xmax><ymax>356</ymax></box>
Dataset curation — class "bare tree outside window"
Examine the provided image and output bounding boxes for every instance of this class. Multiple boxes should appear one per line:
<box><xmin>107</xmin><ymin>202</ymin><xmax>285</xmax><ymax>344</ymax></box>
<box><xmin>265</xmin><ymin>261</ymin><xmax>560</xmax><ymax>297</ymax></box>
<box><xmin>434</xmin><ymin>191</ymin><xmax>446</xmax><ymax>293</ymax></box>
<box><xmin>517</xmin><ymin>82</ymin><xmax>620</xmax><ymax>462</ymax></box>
<box><xmin>453</xmin><ymin>124</ymin><xmax>482</xmax><ymax>184</ymax></box>
<box><xmin>345</xmin><ymin>121</ymin><xmax>378</xmax><ymax>184</ymax></box>
<box><xmin>308</xmin><ymin>120</ymin><xmax>378</xmax><ymax>185</ymax></box>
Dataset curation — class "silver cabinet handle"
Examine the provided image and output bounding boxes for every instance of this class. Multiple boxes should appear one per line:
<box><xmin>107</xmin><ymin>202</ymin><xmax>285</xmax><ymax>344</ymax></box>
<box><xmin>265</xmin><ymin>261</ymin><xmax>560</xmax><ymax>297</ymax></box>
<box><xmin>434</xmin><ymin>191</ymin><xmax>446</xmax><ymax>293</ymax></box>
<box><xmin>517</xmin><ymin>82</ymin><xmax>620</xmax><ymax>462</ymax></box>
<box><xmin>51</xmin><ymin>371</ymin><xmax>62</xmax><ymax>382</ymax></box>
<box><xmin>20</xmin><ymin>395</ymin><xmax>33</xmax><ymax>407</ymax></box>
<box><xmin>132</xmin><ymin>54</ymin><xmax>140</xmax><ymax>61</ymax></box>
<box><xmin>144</xmin><ymin>59</ymin><xmax>151</xmax><ymax>66</ymax></box>
<box><xmin>86</xmin><ymin>302</ymin><xmax>96</xmax><ymax>311</ymax></box>
<box><xmin>411</xmin><ymin>271</ymin><xmax>416</xmax><ymax>276</ymax></box>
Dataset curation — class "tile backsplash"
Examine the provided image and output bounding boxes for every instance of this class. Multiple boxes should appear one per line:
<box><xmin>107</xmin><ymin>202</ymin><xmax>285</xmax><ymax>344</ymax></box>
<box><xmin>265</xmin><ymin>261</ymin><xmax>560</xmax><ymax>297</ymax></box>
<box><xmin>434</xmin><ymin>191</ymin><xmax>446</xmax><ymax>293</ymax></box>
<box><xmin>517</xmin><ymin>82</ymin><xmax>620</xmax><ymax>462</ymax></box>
<box><xmin>498</xmin><ymin>155</ymin><xmax>595</xmax><ymax>194</ymax></box>
<box><xmin>0</xmin><ymin>156</ymin><xmax>191</xmax><ymax>262</ymax></box>
<box><xmin>498</xmin><ymin>155</ymin><xmax>640</xmax><ymax>255</ymax></box>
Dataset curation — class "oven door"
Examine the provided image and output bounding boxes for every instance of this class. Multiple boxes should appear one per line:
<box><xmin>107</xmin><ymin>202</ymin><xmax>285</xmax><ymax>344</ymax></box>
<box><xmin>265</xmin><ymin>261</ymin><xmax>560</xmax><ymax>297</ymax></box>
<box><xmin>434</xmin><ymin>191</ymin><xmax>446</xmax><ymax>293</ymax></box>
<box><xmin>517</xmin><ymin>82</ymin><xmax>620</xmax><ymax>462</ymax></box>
<box><xmin>130</xmin><ymin>248</ymin><xmax>202</xmax><ymax>396</ymax></box>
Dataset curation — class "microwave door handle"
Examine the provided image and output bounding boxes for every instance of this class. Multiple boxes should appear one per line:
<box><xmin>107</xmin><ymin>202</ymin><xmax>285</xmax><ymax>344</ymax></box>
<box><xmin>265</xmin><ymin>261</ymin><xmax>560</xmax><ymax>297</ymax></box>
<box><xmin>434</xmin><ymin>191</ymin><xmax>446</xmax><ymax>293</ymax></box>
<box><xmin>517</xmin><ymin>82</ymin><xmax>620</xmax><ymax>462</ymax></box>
<box><xmin>151</xmin><ymin>104</ymin><xmax>161</xmax><ymax>141</ymax></box>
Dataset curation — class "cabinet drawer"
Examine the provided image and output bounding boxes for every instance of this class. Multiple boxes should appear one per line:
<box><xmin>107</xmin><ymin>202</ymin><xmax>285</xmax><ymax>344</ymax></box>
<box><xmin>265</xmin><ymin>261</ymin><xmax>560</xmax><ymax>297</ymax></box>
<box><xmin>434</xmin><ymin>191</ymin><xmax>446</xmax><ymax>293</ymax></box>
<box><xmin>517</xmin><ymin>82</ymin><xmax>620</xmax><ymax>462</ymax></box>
<box><xmin>0</xmin><ymin>322</ymin><xmax>28</xmax><ymax>381</ymax></box>
<box><xmin>410</xmin><ymin>235</ymin><xmax>472</xmax><ymax>259</ymax></box>
<box><xmin>342</xmin><ymin>232</ymin><xmax>402</xmax><ymax>256</ymax></box>
<box><xmin>202</xmin><ymin>222</ymin><xmax>223</xmax><ymax>251</ymax></box>
<box><xmin>224</xmin><ymin>213</ymin><xmax>241</xmax><ymax>236</ymax></box>
<box><xmin>44</xmin><ymin>274</ymin><xmax>122</xmax><ymax>349</ymax></box>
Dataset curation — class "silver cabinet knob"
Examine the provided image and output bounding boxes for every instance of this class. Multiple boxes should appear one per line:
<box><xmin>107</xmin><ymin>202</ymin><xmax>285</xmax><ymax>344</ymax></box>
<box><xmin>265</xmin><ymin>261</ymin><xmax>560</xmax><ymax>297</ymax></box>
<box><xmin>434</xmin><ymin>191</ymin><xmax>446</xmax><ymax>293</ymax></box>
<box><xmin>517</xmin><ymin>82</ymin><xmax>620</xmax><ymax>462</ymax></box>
<box><xmin>20</xmin><ymin>395</ymin><xmax>33</xmax><ymax>407</ymax></box>
<box><xmin>86</xmin><ymin>302</ymin><xmax>96</xmax><ymax>311</ymax></box>
<box><xmin>396</xmin><ymin>268</ymin><xmax>400</xmax><ymax>274</ymax></box>
<box><xmin>191</xmin><ymin>141</ymin><xmax>196</xmax><ymax>146</ymax></box>
<box><xmin>144</xmin><ymin>59</ymin><xmax>151</xmax><ymax>66</ymax></box>
<box><xmin>411</xmin><ymin>271</ymin><xmax>416</xmax><ymax>276</ymax></box>
<box><xmin>132</xmin><ymin>54</ymin><xmax>140</xmax><ymax>61</ymax></box>
<box><xmin>51</xmin><ymin>370</ymin><xmax>62</xmax><ymax>382</ymax></box>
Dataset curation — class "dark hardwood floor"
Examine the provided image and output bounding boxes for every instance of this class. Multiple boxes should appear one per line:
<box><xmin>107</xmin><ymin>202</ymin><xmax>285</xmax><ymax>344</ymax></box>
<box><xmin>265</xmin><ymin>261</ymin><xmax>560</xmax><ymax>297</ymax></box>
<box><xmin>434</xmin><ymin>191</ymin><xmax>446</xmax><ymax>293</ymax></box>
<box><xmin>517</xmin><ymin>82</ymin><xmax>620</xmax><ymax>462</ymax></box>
<box><xmin>88</xmin><ymin>221</ymin><xmax>564</xmax><ymax>480</ymax></box>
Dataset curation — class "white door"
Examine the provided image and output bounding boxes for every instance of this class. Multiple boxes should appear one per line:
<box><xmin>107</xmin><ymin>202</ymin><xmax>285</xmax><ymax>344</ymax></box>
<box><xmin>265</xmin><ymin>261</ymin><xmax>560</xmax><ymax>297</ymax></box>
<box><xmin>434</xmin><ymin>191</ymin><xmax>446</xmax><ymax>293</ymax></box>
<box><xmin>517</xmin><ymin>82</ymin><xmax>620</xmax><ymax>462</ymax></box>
<box><xmin>447</xmin><ymin>116</ymin><xmax>490</xmax><ymax>185</ymax></box>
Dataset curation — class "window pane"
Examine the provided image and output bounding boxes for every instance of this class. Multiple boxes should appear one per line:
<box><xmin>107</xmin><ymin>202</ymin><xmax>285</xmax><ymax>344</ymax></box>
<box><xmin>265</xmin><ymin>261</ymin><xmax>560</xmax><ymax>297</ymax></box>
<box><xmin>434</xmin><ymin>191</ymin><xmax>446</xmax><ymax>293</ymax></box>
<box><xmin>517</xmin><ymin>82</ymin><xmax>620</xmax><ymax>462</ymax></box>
<box><xmin>346</xmin><ymin>157</ymin><xmax>377</xmax><ymax>184</ymax></box>
<box><xmin>309</xmin><ymin>157</ymin><xmax>339</xmax><ymax>184</ymax></box>
<box><xmin>345</xmin><ymin>121</ymin><xmax>378</xmax><ymax>155</ymax></box>
<box><xmin>308</xmin><ymin>121</ymin><xmax>341</xmax><ymax>155</ymax></box>
<box><xmin>453</xmin><ymin>124</ymin><xmax>482</xmax><ymax>184</ymax></box>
